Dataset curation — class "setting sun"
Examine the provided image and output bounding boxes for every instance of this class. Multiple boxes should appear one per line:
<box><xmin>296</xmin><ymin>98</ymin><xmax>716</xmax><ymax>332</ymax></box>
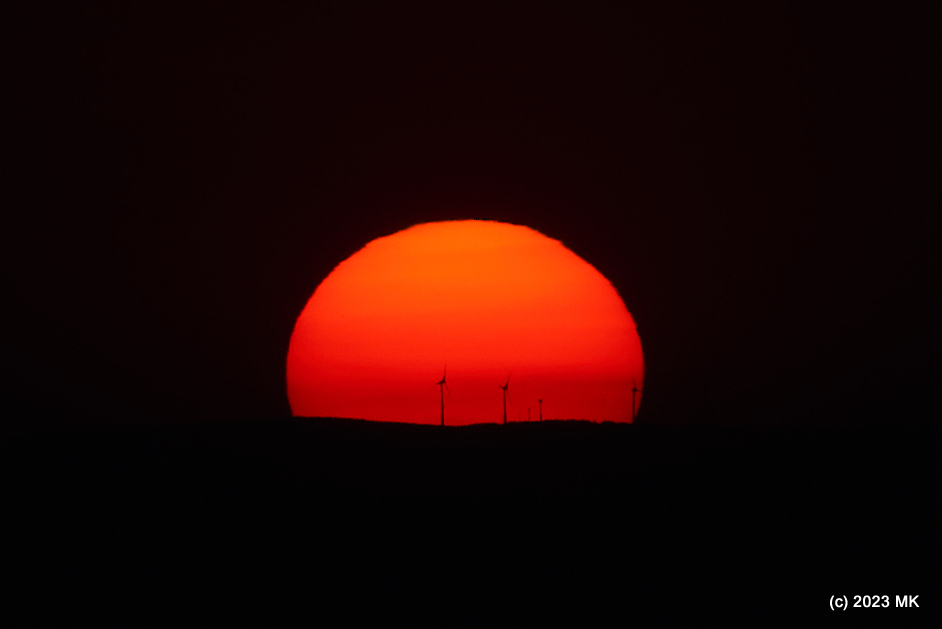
<box><xmin>287</xmin><ymin>220</ymin><xmax>643</xmax><ymax>424</ymax></box>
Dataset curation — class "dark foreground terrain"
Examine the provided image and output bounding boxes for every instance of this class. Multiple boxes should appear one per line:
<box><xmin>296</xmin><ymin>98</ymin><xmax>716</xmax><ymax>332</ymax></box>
<box><xmin>2</xmin><ymin>418</ymin><xmax>937</xmax><ymax>620</ymax></box>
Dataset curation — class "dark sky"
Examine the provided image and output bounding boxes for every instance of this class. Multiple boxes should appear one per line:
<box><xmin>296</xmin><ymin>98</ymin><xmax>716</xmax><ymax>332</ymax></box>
<box><xmin>6</xmin><ymin>2</ymin><xmax>939</xmax><ymax>428</ymax></box>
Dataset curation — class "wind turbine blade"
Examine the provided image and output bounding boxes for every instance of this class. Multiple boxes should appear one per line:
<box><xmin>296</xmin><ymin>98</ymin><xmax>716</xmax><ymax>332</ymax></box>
<box><xmin>507</xmin><ymin>389</ymin><xmax>512</xmax><ymax>405</ymax></box>
<box><xmin>445</xmin><ymin>382</ymin><xmax>451</xmax><ymax>396</ymax></box>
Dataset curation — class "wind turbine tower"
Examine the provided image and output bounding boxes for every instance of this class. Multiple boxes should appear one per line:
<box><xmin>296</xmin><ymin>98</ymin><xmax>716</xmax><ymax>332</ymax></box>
<box><xmin>539</xmin><ymin>399</ymin><xmax>543</xmax><ymax>422</ymax></box>
<box><xmin>500</xmin><ymin>374</ymin><xmax>511</xmax><ymax>424</ymax></box>
<box><xmin>436</xmin><ymin>366</ymin><xmax>450</xmax><ymax>426</ymax></box>
<box><xmin>631</xmin><ymin>377</ymin><xmax>642</xmax><ymax>422</ymax></box>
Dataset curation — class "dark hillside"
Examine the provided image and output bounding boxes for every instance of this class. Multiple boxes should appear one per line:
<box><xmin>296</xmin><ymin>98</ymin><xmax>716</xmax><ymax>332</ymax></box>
<box><xmin>2</xmin><ymin>418</ymin><xmax>936</xmax><ymax>619</ymax></box>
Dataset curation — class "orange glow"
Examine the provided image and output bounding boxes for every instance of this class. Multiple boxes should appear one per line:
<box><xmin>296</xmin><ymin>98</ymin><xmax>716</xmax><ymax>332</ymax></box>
<box><xmin>287</xmin><ymin>220</ymin><xmax>644</xmax><ymax>424</ymax></box>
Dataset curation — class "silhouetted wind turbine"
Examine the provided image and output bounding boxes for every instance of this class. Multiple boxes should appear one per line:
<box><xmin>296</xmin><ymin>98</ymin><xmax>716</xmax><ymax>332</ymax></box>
<box><xmin>500</xmin><ymin>374</ymin><xmax>511</xmax><ymax>424</ymax></box>
<box><xmin>436</xmin><ymin>365</ymin><xmax>451</xmax><ymax>426</ymax></box>
<box><xmin>631</xmin><ymin>377</ymin><xmax>642</xmax><ymax>421</ymax></box>
<box><xmin>538</xmin><ymin>399</ymin><xmax>543</xmax><ymax>422</ymax></box>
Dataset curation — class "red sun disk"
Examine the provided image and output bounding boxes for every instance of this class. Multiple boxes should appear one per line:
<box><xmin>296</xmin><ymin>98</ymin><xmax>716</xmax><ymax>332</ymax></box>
<box><xmin>287</xmin><ymin>220</ymin><xmax>644</xmax><ymax>424</ymax></box>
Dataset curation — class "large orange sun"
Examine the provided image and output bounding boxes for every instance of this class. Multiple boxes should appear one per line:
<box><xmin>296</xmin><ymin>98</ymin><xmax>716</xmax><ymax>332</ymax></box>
<box><xmin>287</xmin><ymin>220</ymin><xmax>644</xmax><ymax>424</ymax></box>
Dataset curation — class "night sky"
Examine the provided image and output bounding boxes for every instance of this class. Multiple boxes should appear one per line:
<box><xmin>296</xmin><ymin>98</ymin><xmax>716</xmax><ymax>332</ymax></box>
<box><xmin>7</xmin><ymin>2</ymin><xmax>939</xmax><ymax>429</ymax></box>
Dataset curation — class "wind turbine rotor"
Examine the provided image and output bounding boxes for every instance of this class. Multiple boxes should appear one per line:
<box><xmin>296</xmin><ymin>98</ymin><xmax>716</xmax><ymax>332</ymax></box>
<box><xmin>500</xmin><ymin>373</ymin><xmax>511</xmax><ymax>404</ymax></box>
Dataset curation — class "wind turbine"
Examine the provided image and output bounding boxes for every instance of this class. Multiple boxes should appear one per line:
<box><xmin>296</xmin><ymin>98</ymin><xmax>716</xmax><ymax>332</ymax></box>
<box><xmin>499</xmin><ymin>373</ymin><xmax>511</xmax><ymax>424</ymax></box>
<box><xmin>436</xmin><ymin>365</ymin><xmax>451</xmax><ymax>426</ymax></box>
<box><xmin>538</xmin><ymin>399</ymin><xmax>543</xmax><ymax>422</ymax></box>
<box><xmin>631</xmin><ymin>376</ymin><xmax>643</xmax><ymax>422</ymax></box>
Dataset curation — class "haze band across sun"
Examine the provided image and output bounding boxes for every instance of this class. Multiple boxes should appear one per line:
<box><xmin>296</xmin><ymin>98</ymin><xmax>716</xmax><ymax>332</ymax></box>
<box><xmin>287</xmin><ymin>220</ymin><xmax>644</xmax><ymax>425</ymax></box>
